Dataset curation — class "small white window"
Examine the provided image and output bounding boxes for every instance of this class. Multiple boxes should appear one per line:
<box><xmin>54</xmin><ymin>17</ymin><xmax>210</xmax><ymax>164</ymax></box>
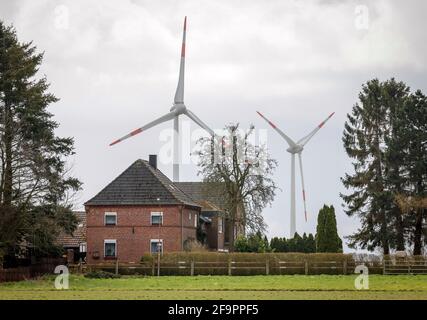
<box><xmin>79</xmin><ymin>242</ymin><xmax>87</xmax><ymax>253</ymax></box>
<box><xmin>151</xmin><ymin>212</ymin><xmax>163</xmax><ymax>225</ymax></box>
<box><xmin>189</xmin><ymin>212</ymin><xmax>192</xmax><ymax>221</ymax></box>
<box><xmin>150</xmin><ymin>239</ymin><xmax>163</xmax><ymax>254</ymax></box>
<box><xmin>104</xmin><ymin>212</ymin><xmax>117</xmax><ymax>226</ymax></box>
<box><xmin>104</xmin><ymin>239</ymin><xmax>116</xmax><ymax>257</ymax></box>
<box><xmin>218</xmin><ymin>217</ymin><xmax>223</xmax><ymax>234</ymax></box>
<box><xmin>194</xmin><ymin>214</ymin><xmax>198</xmax><ymax>228</ymax></box>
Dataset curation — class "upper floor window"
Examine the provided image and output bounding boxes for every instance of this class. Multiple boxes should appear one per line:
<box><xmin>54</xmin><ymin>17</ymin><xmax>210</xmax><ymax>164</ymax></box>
<box><xmin>151</xmin><ymin>212</ymin><xmax>163</xmax><ymax>225</ymax></box>
<box><xmin>194</xmin><ymin>214</ymin><xmax>198</xmax><ymax>228</ymax></box>
<box><xmin>104</xmin><ymin>239</ymin><xmax>116</xmax><ymax>257</ymax></box>
<box><xmin>104</xmin><ymin>212</ymin><xmax>117</xmax><ymax>226</ymax></box>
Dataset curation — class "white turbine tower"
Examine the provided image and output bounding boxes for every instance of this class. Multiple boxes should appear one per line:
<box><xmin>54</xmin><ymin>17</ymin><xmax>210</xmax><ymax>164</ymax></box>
<box><xmin>257</xmin><ymin>111</ymin><xmax>335</xmax><ymax>237</ymax></box>
<box><xmin>110</xmin><ymin>17</ymin><xmax>214</xmax><ymax>181</ymax></box>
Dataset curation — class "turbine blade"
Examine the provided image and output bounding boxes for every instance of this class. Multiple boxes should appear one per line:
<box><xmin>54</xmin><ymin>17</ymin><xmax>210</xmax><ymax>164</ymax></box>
<box><xmin>109</xmin><ymin>112</ymin><xmax>175</xmax><ymax>146</ymax></box>
<box><xmin>297</xmin><ymin>112</ymin><xmax>335</xmax><ymax>146</ymax></box>
<box><xmin>184</xmin><ymin>109</ymin><xmax>214</xmax><ymax>136</ymax></box>
<box><xmin>174</xmin><ymin>16</ymin><xmax>187</xmax><ymax>105</ymax></box>
<box><xmin>298</xmin><ymin>153</ymin><xmax>308</xmax><ymax>222</ymax></box>
<box><xmin>256</xmin><ymin>111</ymin><xmax>296</xmax><ymax>147</ymax></box>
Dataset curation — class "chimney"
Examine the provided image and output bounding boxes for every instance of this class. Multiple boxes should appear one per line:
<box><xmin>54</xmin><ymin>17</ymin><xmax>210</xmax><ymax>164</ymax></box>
<box><xmin>149</xmin><ymin>154</ymin><xmax>157</xmax><ymax>170</ymax></box>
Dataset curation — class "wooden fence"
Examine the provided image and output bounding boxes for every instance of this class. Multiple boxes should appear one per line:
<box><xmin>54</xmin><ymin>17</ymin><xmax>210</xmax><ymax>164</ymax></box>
<box><xmin>3</xmin><ymin>258</ymin><xmax>427</xmax><ymax>281</ymax></box>
<box><xmin>0</xmin><ymin>262</ymin><xmax>60</xmax><ymax>283</ymax></box>
<box><xmin>383</xmin><ymin>260</ymin><xmax>427</xmax><ymax>275</ymax></box>
<box><xmin>79</xmin><ymin>260</ymin><xmax>373</xmax><ymax>276</ymax></box>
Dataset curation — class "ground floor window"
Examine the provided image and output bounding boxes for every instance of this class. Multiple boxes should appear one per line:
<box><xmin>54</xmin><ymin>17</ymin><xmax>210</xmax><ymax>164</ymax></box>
<box><xmin>104</xmin><ymin>239</ymin><xmax>117</xmax><ymax>257</ymax></box>
<box><xmin>150</xmin><ymin>239</ymin><xmax>163</xmax><ymax>254</ymax></box>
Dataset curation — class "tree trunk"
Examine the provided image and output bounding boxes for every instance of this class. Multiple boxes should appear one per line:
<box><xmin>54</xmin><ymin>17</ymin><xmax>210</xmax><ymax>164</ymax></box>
<box><xmin>2</xmin><ymin>104</ymin><xmax>13</xmax><ymax>206</ymax></box>
<box><xmin>394</xmin><ymin>207</ymin><xmax>405</xmax><ymax>251</ymax></box>
<box><xmin>413</xmin><ymin>208</ymin><xmax>423</xmax><ymax>255</ymax></box>
<box><xmin>228</xmin><ymin>217</ymin><xmax>235</xmax><ymax>252</ymax></box>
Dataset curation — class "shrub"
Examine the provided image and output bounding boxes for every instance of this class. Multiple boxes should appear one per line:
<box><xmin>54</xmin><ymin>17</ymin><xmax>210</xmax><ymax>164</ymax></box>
<box><xmin>183</xmin><ymin>238</ymin><xmax>208</xmax><ymax>252</ymax></box>
<box><xmin>235</xmin><ymin>232</ymin><xmax>272</xmax><ymax>253</ymax></box>
<box><xmin>84</xmin><ymin>270</ymin><xmax>121</xmax><ymax>279</ymax></box>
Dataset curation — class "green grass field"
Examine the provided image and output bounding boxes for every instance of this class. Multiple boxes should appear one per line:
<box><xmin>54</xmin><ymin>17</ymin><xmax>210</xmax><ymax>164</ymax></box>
<box><xmin>1</xmin><ymin>275</ymin><xmax>427</xmax><ymax>300</ymax></box>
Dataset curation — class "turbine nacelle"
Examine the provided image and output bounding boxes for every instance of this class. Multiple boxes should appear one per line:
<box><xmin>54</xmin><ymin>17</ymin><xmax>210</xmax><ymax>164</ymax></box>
<box><xmin>170</xmin><ymin>103</ymin><xmax>187</xmax><ymax>115</ymax></box>
<box><xmin>286</xmin><ymin>145</ymin><xmax>303</xmax><ymax>154</ymax></box>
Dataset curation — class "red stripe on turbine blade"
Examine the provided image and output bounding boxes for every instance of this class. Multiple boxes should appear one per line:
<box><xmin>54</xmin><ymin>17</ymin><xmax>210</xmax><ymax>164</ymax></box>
<box><xmin>257</xmin><ymin>111</ymin><xmax>277</xmax><ymax>129</ymax></box>
<box><xmin>318</xmin><ymin>121</ymin><xmax>325</xmax><ymax>128</ymax></box>
<box><xmin>329</xmin><ymin>112</ymin><xmax>335</xmax><ymax>118</ymax></box>
<box><xmin>184</xmin><ymin>16</ymin><xmax>187</xmax><ymax>31</ymax></box>
<box><xmin>130</xmin><ymin>128</ymin><xmax>143</xmax><ymax>136</ymax></box>
<box><xmin>109</xmin><ymin>139</ymin><xmax>121</xmax><ymax>146</ymax></box>
<box><xmin>181</xmin><ymin>43</ymin><xmax>185</xmax><ymax>57</ymax></box>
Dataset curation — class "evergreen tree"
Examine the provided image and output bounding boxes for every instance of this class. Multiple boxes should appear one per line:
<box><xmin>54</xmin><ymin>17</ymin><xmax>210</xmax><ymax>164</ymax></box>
<box><xmin>342</xmin><ymin>78</ymin><xmax>427</xmax><ymax>254</ymax></box>
<box><xmin>316</xmin><ymin>205</ymin><xmax>342</xmax><ymax>252</ymax></box>
<box><xmin>307</xmin><ymin>233</ymin><xmax>316</xmax><ymax>253</ymax></box>
<box><xmin>0</xmin><ymin>22</ymin><xmax>81</xmax><ymax>261</ymax></box>
<box><xmin>398</xmin><ymin>91</ymin><xmax>427</xmax><ymax>254</ymax></box>
<box><xmin>342</xmin><ymin>79</ymin><xmax>405</xmax><ymax>254</ymax></box>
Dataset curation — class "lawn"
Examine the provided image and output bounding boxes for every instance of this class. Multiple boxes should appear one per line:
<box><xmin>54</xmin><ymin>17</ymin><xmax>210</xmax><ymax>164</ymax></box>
<box><xmin>1</xmin><ymin>275</ymin><xmax>427</xmax><ymax>300</ymax></box>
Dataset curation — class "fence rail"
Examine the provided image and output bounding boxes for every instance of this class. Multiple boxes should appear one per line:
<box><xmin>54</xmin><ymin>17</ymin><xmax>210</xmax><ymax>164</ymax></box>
<box><xmin>3</xmin><ymin>258</ymin><xmax>427</xmax><ymax>281</ymax></box>
<box><xmin>383</xmin><ymin>260</ymin><xmax>427</xmax><ymax>275</ymax></box>
<box><xmin>82</xmin><ymin>259</ymin><xmax>374</xmax><ymax>276</ymax></box>
<box><xmin>0</xmin><ymin>263</ymin><xmax>59</xmax><ymax>283</ymax></box>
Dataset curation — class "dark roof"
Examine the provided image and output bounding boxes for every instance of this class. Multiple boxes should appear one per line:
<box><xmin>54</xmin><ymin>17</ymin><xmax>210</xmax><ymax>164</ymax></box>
<box><xmin>85</xmin><ymin>160</ymin><xmax>200</xmax><ymax>207</ymax></box>
<box><xmin>175</xmin><ymin>182</ymin><xmax>226</xmax><ymax>211</ymax></box>
<box><xmin>57</xmin><ymin>211</ymin><xmax>86</xmax><ymax>248</ymax></box>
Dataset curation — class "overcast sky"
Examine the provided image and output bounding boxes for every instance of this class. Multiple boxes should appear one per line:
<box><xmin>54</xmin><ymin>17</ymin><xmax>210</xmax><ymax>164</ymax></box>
<box><xmin>1</xmin><ymin>0</ymin><xmax>426</xmax><ymax>252</ymax></box>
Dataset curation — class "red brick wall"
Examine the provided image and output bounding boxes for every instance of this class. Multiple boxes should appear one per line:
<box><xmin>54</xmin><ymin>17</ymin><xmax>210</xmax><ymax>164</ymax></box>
<box><xmin>85</xmin><ymin>205</ymin><xmax>199</xmax><ymax>264</ymax></box>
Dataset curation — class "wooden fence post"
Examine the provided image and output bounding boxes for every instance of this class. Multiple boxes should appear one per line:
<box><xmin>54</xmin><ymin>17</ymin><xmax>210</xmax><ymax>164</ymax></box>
<box><xmin>152</xmin><ymin>259</ymin><xmax>155</xmax><ymax>276</ymax></box>
<box><xmin>115</xmin><ymin>259</ymin><xmax>119</xmax><ymax>275</ymax></box>
<box><xmin>304</xmin><ymin>261</ymin><xmax>309</xmax><ymax>275</ymax></box>
<box><xmin>191</xmin><ymin>260</ymin><xmax>194</xmax><ymax>276</ymax></box>
<box><xmin>228</xmin><ymin>260</ymin><xmax>232</xmax><ymax>276</ymax></box>
<box><xmin>343</xmin><ymin>260</ymin><xmax>347</xmax><ymax>275</ymax></box>
<box><xmin>265</xmin><ymin>260</ymin><xmax>269</xmax><ymax>275</ymax></box>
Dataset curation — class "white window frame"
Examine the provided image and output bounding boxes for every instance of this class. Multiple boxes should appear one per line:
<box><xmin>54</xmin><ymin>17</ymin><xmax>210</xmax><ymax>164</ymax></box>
<box><xmin>189</xmin><ymin>212</ymin><xmax>192</xmax><ymax>221</ymax></box>
<box><xmin>79</xmin><ymin>242</ymin><xmax>87</xmax><ymax>253</ymax></box>
<box><xmin>218</xmin><ymin>217</ymin><xmax>223</xmax><ymax>234</ymax></box>
<box><xmin>194</xmin><ymin>213</ymin><xmax>198</xmax><ymax>228</ymax></box>
<box><xmin>104</xmin><ymin>212</ymin><xmax>117</xmax><ymax>226</ymax></box>
<box><xmin>104</xmin><ymin>239</ymin><xmax>117</xmax><ymax>257</ymax></box>
<box><xmin>150</xmin><ymin>239</ymin><xmax>163</xmax><ymax>254</ymax></box>
<box><xmin>150</xmin><ymin>211</ymin><xmax>163</xmax><ymax>225</ymax></box>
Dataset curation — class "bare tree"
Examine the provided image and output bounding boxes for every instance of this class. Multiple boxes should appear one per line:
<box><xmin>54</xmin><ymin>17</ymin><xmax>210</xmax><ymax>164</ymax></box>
<box><xmin>195</xmin><ymin>123</ymin><xmax>277</xmax><ymax>251</ymax></box>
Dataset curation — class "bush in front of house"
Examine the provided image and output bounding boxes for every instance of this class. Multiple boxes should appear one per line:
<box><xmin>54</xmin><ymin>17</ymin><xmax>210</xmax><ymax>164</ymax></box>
<box><xmin>234</xmin><ymin>232</ymin><xmax>272</xmax><ymax>253</ymax></box>
<box><xmin>84</xmin><ymin>270</ymin><xmax>121</xmax><ymax>279</ymax></box>
<box><xmin>183</xmin><ymin>238</ymin><xmax>208</xmax><ymax>252</ymax></box>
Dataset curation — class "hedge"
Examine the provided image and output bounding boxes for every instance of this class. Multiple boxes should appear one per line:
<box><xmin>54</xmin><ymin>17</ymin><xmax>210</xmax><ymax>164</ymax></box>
<box><xmin>139</xmin><ymin>252</ymin><xmax>358</xmax><ymax>276</ymax></box>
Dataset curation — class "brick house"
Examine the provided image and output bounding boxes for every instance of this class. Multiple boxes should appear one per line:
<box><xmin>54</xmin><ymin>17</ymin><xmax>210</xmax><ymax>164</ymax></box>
<box><xmin>84</xmin><ymin>156</ymin><xmax>201</xmax><ymax>264</ymax></box>
<box><xmin>175</xmin><ymin>182</ymin><xmax>226</xmax><ymax>251</ymax></box>
<box><xmin>56</xmin><ymin>211</ymin><xmax>87</xmax><ymax>263</ymax></box>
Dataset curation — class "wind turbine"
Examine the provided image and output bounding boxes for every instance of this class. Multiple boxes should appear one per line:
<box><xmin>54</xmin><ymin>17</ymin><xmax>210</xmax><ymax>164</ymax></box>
<box><xmin>256</xmin><ymin>111</ymin><xmax>335</xmax><ymax>237</ymax></box>
<box><xmin>110</xmin><ymin>17</ymin><xmax>214</xmax><ymax>182</ymax></box>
